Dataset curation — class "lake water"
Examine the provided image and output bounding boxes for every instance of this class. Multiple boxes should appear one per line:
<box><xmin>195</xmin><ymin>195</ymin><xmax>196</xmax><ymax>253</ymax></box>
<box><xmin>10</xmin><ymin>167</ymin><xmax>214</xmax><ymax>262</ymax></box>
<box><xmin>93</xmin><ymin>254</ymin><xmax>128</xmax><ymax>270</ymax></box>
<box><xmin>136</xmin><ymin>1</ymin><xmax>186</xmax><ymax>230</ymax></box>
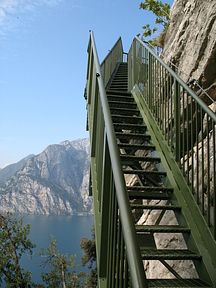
<box><xmin>21</xmin><ymin>215</ymin><xmax>94</xmax><ymax>284</ymax></box>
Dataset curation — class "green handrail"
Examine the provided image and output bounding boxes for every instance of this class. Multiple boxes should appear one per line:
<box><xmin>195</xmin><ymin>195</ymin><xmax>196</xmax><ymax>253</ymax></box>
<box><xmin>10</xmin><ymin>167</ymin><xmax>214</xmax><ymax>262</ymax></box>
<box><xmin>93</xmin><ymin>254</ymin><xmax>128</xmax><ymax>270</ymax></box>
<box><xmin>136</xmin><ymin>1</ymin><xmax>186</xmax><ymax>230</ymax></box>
<box><xmin>86</xmin><ymin>32</ymin><xmax>147</xmax><ymax>287</ymax></box>
<box><xmin>128</xmin><ymin>36</ymin><xmax>216</xmax><ymax>240</ymax></box>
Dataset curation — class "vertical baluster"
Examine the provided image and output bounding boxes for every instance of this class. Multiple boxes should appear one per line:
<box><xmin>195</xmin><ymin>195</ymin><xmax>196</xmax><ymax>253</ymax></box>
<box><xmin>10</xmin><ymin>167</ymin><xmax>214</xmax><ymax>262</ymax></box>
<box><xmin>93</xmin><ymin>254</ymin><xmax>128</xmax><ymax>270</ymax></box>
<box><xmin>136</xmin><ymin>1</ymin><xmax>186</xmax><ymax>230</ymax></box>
<box><xmin>111</xmin><ymin>198</ymin><xmax>118</xmax><ymax>287</ymax></box>
<box><xmin>201</xmin><ymin>109</ymin><xmax>204</xmax><ymax>214</ymax></box>
<box><xmin>161</xmin><ymin>67</ymin><xmax>164</xmax><ymax>133</ymax></box>
<box><xmin>167</xmin><ymin>70</ymin><xmax>170</xmax><ymax>144</ymax></box>
<box><xmin>213</xmin><ymin>122</ymin><xmax>216</xmax><ymax>239</ymax></box>
<box><xmin>174</xmin><ymin>80</ymin><xmax>181</xmax><ymax>163</ymax></box>
<box><xmin>158</xmin><ymin>62</ymin><xmax>161</xmax><ymax>128</ymax></box>
<box><xmin>124</xmin><ymin>256</ymin><xmax>129</xmax><ymax>288</ymax></box>
<box><xmin>206</xmin><ymin>115</ymin><xmax>211</xmax><ymax>226</ymax></box>
<box><xmin>182</xmin><ymin>89</ymin><xmax>185</xmax><ymax>176</ymax></box>
<box><xmin>115</xmin><ymin>220</ymin><xmax>121</xmax><ymax>287</ymax></box>
<box><xmin>186</xmin><ymin>93</ymin><xmax>190</xmax><ymax>184</ymax></box>
<box><xmin>164</xmin><ymin>69</ymin><xmax>167</xmax><ymax>139</ymax></box>
<box><xmin>119</xmin><ymin>227</ymin><xmax>124</xmax><ymax>287</ymax></box>
<box><xmin>170</xmin><ymin>75</ymin><xmax>174</xmax><ymax>151</ymax></box>
<box><xmin>195</xmin><ymin>103</ymin><xmax>200</xmax><ymax>204</ymax></box>
<box><xmin>191</xmin><ymin>97</ymin><xmax>194</xmax><ymax>194</ymax></box>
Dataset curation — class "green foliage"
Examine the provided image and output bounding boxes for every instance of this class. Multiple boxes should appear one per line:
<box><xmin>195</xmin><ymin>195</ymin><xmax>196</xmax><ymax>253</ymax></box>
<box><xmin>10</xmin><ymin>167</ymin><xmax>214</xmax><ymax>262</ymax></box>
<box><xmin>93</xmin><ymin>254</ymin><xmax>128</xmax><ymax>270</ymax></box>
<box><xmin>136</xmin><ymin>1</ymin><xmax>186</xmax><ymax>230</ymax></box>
<box><xmin>140</xmin><ymin>0</ymin><xmax>170</xmax><ymax>46</ymax></box>
<box><xmin>80</xmin><ymin>229</ymin><xmax>97</xmax><ymax>287</ymax></box>
<box><xmin>41</xmin><ymin>239</ymin><xmax>86</xmax><ymax>288</ymax></box>
<box><xmin>0</xmin><ymin>214</ymin><xmax>97</xmax><ymax>287</ymax></box>
<box><xmin>80</xmin><ymin>238</ymin><xmax>96</xmax><ymax>268</ymax></box>
<box><xmin>0</xmin><ymin>213</ymin><xmax>35</xmax><ymax>287</ymax></box>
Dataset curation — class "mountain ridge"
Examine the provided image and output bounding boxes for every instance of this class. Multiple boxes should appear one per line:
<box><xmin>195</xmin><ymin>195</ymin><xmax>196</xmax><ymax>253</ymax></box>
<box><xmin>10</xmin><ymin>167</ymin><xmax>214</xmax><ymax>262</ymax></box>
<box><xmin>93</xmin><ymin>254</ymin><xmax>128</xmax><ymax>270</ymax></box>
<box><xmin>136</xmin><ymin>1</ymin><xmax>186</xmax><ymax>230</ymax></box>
<box><xmin>0</xmin><ymin>138</ymin><xmax>92</xmax><ymax>215</ymax></box>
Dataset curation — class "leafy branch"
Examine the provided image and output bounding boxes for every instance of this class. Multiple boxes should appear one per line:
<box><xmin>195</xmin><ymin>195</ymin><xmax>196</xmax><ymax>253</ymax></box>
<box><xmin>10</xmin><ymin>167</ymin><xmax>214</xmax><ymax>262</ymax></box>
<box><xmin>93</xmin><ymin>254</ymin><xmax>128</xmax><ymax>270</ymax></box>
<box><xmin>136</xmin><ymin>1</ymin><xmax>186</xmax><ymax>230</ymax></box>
<box><xmin>140</xmin><ymin>0</ymin><xmax>171</xmax><ymax>47</ymax></box>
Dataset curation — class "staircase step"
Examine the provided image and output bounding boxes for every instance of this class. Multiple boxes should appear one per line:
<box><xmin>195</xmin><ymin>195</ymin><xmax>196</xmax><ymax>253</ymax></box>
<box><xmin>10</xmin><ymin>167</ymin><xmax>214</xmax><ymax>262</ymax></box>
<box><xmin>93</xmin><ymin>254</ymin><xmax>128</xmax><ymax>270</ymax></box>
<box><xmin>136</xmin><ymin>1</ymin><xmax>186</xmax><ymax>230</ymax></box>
<box><xmin>109</xmin><ymin>101</ymin><xmax>137</xmax><ymax>109</ymax></box>
<box><xmin>148</xmin><ymin>278</ymin><xmax>211</xmax><ymax>287</ymax></box>
<box><xmin>136</xmin><ymin>225</ymin><xmax>191</xmax><ymax>234</ymax></box>
<box><xmin>120</xmin><ymin>154</ymin><xmax>161</xmax><ymax>163</ymax></box>
<box><xmin>110</xmin><ymin>107</ymin><xmax>140</xmax><ymax>116</ymax></box>
<box><xmin>130</xmin><ymin>204</ymin><xmax>181</xmax><ymax>210</ymax></box>
<box><xmin>107</xmin><ymin>95</ymin><xmax>134</xmax><ymax>103</ymax></box>
<box><xmin>118</xmin><ymin>143</ymin><xmax>156</xmax><ymax>150</ymax></box>
<box><xmin>140</xmin><ymin>249</ymin><xmax>201</xmax><ymax>260</ymax></box>
<box><xmin>115</xmin><ymin>132</ymin><xmax>151</xmax><ymax>140</ymax></box>
<box><xmin>128</xmin><ymin>191</ymin><xmax>171</xmax><ymax>200</ymax></box>
<box><xmin>112</xmin><ymin>76</ymin><xmax>128</xmax><ymax>80</ymax></box>
<box><xmin>106</xmin><ymin>90</ymin><xmax>131</xmax><ymax>96</ymax></box>
<box><xmin>112</xmin><ymin>115</ymin><xmax>143</xmax><ymax>124</ymax></box>
<box><xmin>127</xmin><ymin>186</ymin><xmax>173</xmax><ymax>193</ymax></box>
<box><xmin>127</xmin><ymin>186</ymin><xmax>173</xmax><ymax>199</ymax></box>
<box><xmin>123</xmin><ymin>169</ymin><xmax>166</xmax><ymax>177</ymax></box>
<box><xmin>110</xmin><ymin>80</ymin><xmax>128</xmax><ymax>84</ymax></box>
<box><xmin>110</xmin><ymin>86</ymin><xmax>128</xmax><ymax>90</ymax></box>
<box><xmin>114</xmin><ymin>123</ymin><xmax>147</xmax><ymax>132</ymax></box>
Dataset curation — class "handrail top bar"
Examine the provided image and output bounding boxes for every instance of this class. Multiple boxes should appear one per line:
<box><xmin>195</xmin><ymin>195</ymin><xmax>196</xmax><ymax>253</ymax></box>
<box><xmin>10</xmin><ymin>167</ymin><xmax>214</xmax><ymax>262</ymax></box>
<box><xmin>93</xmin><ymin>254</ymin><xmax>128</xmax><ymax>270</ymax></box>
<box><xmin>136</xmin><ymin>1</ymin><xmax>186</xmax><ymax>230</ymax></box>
<box><xmin>100</xmin><ymin>36</ymin><xmax>123</xmax><ymax>66</ymax></box>
<box><xmin>134</xmin><ymin>36</ymin><xmax>216</xmax><ymax>123</ymax></box>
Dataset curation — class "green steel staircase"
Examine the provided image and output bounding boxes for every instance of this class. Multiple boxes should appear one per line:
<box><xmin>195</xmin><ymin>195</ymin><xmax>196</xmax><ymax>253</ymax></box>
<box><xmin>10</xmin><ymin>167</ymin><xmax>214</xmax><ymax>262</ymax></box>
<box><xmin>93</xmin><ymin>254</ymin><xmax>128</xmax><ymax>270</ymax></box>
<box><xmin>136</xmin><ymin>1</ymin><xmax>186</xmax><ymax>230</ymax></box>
<box><xmin>86</xmin><ymin>32</ymin><xmax>216</xmax><ymax>287</ymax></box>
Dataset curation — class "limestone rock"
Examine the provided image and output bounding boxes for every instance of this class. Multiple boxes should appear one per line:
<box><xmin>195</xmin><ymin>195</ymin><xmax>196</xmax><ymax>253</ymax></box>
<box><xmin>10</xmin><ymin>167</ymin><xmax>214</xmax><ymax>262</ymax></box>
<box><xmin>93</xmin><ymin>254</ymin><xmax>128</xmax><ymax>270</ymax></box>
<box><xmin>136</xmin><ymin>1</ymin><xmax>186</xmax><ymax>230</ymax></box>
<box><xmin>163</xmin><ymin>0</ymin><xmax>216</xmax><ymax>102</ymax></box>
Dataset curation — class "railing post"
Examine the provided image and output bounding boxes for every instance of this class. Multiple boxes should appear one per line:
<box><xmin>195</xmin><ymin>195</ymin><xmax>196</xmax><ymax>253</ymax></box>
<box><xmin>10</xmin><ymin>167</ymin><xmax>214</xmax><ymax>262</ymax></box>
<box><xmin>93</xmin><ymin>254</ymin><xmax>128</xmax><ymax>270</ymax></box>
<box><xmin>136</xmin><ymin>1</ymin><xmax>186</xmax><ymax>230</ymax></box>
<box><xmin>174</xmin><ymin>80</ymin><xmax>181</xmax><ymax>163</ymax></box>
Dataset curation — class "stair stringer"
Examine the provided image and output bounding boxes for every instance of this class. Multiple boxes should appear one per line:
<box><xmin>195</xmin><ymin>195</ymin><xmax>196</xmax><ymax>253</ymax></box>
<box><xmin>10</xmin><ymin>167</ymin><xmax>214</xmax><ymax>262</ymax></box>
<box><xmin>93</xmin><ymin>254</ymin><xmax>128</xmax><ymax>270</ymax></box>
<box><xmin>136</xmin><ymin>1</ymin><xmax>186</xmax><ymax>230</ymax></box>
<box><xmin>132</xmin><ymin>84</ymin><xmax>216</xmax><ymax>285</ymax></box>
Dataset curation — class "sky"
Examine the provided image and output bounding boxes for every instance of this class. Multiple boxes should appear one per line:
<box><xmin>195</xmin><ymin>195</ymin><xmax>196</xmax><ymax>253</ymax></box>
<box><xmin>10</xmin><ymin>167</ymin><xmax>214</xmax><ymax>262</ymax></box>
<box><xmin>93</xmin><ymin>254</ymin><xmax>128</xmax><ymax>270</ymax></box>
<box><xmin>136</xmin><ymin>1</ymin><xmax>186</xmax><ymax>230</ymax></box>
<box><xmin>0</xmin><ymin>0</ymin><xmax>173</xmax><ymax>168</ymax></box>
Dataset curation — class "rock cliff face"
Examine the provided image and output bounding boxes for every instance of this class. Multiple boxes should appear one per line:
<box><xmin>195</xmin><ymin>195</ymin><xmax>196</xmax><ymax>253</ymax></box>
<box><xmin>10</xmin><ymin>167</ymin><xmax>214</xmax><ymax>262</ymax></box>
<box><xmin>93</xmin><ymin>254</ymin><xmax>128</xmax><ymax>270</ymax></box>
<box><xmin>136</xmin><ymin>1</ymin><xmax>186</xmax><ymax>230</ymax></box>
<box><xmin>0</xmin><ymin>139</ymin><xmax>92</xmax><ymax>215</ymax></box>
<box><xmin>162</xmin><ymin>0</ymin><xmax>216</xmax><ymax>103</ymax></box>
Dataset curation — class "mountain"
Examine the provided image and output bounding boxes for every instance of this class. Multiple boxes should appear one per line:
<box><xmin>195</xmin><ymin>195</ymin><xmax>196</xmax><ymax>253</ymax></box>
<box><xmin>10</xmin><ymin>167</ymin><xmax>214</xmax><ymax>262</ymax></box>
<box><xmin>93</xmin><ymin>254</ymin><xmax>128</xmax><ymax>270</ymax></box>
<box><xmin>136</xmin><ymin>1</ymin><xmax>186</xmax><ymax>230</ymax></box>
<box><xmin>0</xmin><ymin>154</ymin><xmax>34</xmax><ymax>184</ymax></box>
<box><xmin>0</xmin><ymin>139</ymin><xmax>92</xmax><ymax>215</ymax></box>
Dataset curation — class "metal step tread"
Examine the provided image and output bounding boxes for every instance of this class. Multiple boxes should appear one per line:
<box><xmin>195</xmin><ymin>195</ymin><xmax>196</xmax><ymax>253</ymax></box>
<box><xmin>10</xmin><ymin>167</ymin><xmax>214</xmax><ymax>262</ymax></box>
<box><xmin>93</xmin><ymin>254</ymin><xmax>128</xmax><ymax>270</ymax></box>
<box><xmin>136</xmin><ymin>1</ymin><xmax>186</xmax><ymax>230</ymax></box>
<box><xmin>106</xmin><ymin>90</ymin><xmax>131</xmax><ymax>96</ymax></box>
<box><xmin>115</xmin><ymin>132</ymin><xmax>150</xmax><ymax>138</ymax></box>
<box><xmin>114</xmin><ymin>123</ymin><xmax>147</xmax><ymax>130</ymax></box>
<box><xmin>130</xmin><ymin>204</ymin><xmax>181</xmax><ymax>210</ymax></box>
<box><xmin>136</xmin><ymin>225</ymin><xmax>191</xmax><ymax>233</ymax></box>
<box><xmin>107</xmin><ymin>94</ymin><xmax>133</xmax><ymax>101</ymax></box>
<box><xmin>140</xmin><ymin>249</ymin><xmax>201</xmax><ymax>260</ymax></box>
<box><xmin>128</xmin><ymin>191</ymin><xmax>171</xmax><ymax>200</ymax></box>
<box><xmin>118</xmin><ymin>143</ymin><xmax>156</xmax><ymax>150</ymax></box>
<box><xmin>112</xmin><ymin>115</ymin><xmax>143</xmax><ymax>123</ymax></box>
<box><xmin>111</xmin><ymin>78</ymin><xmax>128</xmax><ymax>81</ymax></box>
<box><xmin>108</xmin><ymin>100</ymin><xmax>136</xmax><ymax>106</ymax></box>
<box><xmin>110</xmin><ymin>107</ymin><xmax>139</xmax><ymax>114</ymax></box>
<box><xmin>120</xmin><ymin>154</ymin><xmax>161</xmax><ymax>162</ymax></box>
<box><xmin>109</xmin><ymin>87</ymin><xmax>128</xmax><ymax>90</ymax></box>
<box><xmin>123</xmin><ymin>169</ymin><xmax>166</xmax><ymax>176</ymax></box>
<box><xmin>127</xmin><ymin>186</ymin><xmax>173</xmax><ymax>193</ymax></box>
<box><xmin>148</xmin><ymin>278</ymin><xmax>211</xmax><ymax>287</ymax></box>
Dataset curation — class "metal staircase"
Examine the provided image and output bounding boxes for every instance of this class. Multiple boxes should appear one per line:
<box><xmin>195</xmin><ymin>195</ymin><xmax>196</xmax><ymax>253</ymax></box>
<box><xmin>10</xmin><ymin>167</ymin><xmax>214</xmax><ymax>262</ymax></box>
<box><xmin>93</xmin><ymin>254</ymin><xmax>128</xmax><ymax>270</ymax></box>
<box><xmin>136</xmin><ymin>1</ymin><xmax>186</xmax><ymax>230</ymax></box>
<box><xmin>86</xmin><ymin>32</ymin><xmax>216</xmax><ymax>287</ymax></box>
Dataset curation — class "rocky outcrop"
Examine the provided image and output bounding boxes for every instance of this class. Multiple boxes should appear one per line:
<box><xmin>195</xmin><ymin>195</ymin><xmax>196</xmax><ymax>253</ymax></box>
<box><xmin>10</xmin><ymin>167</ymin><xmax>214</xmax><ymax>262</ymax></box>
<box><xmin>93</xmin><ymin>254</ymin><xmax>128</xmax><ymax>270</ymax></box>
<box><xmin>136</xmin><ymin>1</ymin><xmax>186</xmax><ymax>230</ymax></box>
<box><xmin>0</xmin><ymin>139</ymin><xmax>92</xmax><ymax>215</ymax></box>
<box><xmin>163</xmin><ymin>0</ymin><xmax>216</xmax><ymax>103</ymax></box>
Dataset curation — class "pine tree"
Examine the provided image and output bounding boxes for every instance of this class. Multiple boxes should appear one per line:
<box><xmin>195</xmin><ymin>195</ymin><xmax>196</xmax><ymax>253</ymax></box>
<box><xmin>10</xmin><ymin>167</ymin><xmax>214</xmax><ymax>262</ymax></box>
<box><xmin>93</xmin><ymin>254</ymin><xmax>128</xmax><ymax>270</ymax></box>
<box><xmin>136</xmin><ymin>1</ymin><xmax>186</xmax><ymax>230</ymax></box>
<box><xmin>0</xmin><ymin>213</ymin><xmax>35</xmax><ymax>287</ymax></box>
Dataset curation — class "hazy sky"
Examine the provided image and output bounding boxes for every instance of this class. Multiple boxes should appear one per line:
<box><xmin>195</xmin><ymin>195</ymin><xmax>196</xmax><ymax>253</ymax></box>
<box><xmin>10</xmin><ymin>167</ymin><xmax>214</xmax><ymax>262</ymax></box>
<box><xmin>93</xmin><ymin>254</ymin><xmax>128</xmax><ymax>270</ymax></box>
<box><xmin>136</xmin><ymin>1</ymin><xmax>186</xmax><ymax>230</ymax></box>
<box><xmin>0</xmin><ymin>0</ymin><xmax>173</xmax><ymax>168</ymax></box>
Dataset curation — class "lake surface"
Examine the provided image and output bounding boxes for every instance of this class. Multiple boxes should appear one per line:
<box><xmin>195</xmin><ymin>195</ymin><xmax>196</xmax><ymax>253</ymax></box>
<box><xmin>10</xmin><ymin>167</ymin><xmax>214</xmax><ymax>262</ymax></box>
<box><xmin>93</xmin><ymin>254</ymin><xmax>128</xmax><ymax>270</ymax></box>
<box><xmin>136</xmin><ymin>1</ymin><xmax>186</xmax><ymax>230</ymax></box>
<box><xmin>21</xmin><ymin>215</ymin><xmax>94</xmax><ymax>284</ymax></box>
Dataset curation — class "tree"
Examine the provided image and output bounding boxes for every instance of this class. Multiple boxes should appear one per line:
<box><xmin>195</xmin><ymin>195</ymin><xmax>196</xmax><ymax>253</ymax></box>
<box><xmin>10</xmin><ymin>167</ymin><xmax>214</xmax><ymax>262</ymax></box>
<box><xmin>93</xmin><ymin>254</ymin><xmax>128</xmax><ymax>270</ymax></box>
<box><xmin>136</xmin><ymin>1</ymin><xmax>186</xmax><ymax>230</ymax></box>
<box><xmin>80</xmin><ymin>230</ymin><xmax>97</xmax><ymax>288</ymax></box>
<box><xmin>0</xmin><ymin>213</ymin><xmax>35</xmax><ymax>287</ymax></box>
<box><xmin>140</xmin><ymin>0</ymin><xmax>170</xmax><ymax>47</ymax></box>
<box><xmin>41</xmin><ymin>239</ymin><xmax>86</xmax><ymax>288</ymax></box>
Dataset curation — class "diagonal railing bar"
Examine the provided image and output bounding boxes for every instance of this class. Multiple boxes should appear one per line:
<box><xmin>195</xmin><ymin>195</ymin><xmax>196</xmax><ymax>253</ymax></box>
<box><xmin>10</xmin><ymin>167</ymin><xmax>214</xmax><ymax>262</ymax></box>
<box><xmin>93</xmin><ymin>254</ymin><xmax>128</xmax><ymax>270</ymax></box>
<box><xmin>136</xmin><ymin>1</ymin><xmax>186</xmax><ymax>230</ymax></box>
<box><xmin>86</xmin><ymin>31</ymin><xmax>147</xmax><ymax>287</ymax></box>
<box><xmin>128</xmin><ymin>36</ymin><xmax>216</xmax><ymax>240</ymax></box>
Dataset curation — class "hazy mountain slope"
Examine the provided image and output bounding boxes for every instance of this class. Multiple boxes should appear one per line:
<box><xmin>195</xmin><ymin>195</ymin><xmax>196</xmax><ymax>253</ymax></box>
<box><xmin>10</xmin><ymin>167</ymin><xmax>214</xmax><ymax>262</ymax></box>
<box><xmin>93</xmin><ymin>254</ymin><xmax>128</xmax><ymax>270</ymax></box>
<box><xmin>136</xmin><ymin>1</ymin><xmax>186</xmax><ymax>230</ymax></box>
<box><xmin>0</xmin><ymin>139</ymin><xmax>92</xmax><ymax>215</ymax></box>
<box><xmin>0</xmin><ymin>155</ymin><xmax>34</xmax><ymax>184</ymax></box>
